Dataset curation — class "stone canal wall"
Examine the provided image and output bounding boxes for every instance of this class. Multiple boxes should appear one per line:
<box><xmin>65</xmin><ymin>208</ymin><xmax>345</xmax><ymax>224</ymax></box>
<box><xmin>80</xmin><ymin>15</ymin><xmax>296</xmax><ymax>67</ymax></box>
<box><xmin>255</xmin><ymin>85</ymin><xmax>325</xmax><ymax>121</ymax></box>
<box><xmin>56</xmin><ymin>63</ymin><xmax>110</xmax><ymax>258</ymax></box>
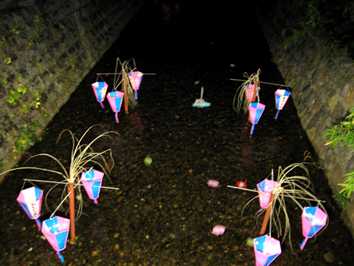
<box><xmin>0</xmin><ymin>0</ymin><xmax>145</xmax><ymax>178</ymax></box>
<box><xmin>254</xmin><ymin>2</ymin><xmax>354</xmax><ymax>233</ymax></box>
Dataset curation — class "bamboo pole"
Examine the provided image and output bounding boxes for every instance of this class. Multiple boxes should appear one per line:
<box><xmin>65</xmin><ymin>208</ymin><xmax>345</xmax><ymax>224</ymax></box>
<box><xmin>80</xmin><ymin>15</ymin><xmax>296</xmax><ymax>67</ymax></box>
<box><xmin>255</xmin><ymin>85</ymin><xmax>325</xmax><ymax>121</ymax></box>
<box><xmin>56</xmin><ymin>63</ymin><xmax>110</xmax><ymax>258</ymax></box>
<box><xmin>68</xmin><ymin>182</ymin><xmax>76</xmax><ymax>243</ymax></box>
<box><xmin>122</xmin><ymin>72</ymin><xmax>129</xmax><ymax>113</ymax></box>
<box><xmin>230</xmin><ymin>78</ymin><xmax>290</xmax><ymax>87</ymax></box>
<box><xmin>260</xmin><ymin>193</ymin><xmax>275</xmax><ymax>235</ymax></box>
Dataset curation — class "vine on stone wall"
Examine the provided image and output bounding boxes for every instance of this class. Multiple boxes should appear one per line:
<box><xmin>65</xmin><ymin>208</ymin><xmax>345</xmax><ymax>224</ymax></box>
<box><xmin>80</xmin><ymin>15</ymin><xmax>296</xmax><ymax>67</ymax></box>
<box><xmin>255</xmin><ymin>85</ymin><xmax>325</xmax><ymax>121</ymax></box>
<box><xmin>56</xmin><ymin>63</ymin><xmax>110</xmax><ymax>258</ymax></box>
<box><xmin>1</xmin><ymin>14</ymin><xmax>49</xmax><ymax>163</ymax></box>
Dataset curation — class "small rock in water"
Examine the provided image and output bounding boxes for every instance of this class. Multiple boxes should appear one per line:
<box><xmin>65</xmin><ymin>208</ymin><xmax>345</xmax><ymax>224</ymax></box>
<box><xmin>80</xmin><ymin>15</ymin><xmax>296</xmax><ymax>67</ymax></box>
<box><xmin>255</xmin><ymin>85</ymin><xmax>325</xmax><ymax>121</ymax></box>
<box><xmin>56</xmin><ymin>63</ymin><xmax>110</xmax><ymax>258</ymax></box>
<box><xmin>207</xmin><ymin>179</ymin><xmax>219</xmax><ymax>188</ymax></box>
<box><xmin>212</xmin><ymin>225</ymin><xmax>226</xmax><ymax>236</ymax></box>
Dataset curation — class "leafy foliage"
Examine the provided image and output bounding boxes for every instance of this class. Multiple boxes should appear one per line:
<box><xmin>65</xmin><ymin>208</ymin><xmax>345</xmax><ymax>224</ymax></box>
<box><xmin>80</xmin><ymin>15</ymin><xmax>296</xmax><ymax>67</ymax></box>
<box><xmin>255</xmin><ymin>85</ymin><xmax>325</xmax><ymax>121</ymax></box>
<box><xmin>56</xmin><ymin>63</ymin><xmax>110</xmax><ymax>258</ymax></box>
<box><xmin>325</xmin><ymin>107</ymin><xmax>354</xmax><ymax>207</ymax></box>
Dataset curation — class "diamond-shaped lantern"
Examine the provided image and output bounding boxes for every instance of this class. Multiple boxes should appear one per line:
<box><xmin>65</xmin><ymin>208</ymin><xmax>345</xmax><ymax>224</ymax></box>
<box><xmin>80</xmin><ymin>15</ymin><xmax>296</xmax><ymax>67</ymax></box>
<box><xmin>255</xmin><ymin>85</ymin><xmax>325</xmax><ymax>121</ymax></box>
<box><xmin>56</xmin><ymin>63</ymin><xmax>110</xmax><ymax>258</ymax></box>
<box><xmin>42</xmin><ymin>216</ymin><xmax>70</xmax><ymax>262</ymax></box>
<box><xmin>80</xmin><ymin>169</ymin><xmax>104</xmax><ymax>204</ymax></box>
<box><xmin>17</xmin><ymin>186</ymin><xmax>43</xmax><ymax>230</ymax></box>
<box><xmin>274</xmin><ymin>89</ymin><xmax>291</xmax><ymax>120</ymax></box>
<box><xmin>91</xmin><ymin>81</ymin><xmax>108</xmax><ymax>108</ymax></box>
<box><xmin>249</xmin><ymin>102</ymin><xmax>266</xmax><ymax>135</ymax></box>
<box><xmin>254</xmin><ymin>235</ymin><xmax>282</xmax><ymax>266</ymax></box>
<box><xmin>300</xmin><ymin>206</ymin><xmax>327</xmax><ymax>250</ymax></box>
<box><xmin>128</xmin><ymin>71</ymin><xmax>143</xmax><ymax>100</ymax></box>
<box><xmin>257</xmin><ymin>179</ymin><xmax>278</xmax><ymax>211</ymax></box>
<box><xmin>107</xmin><ymin>90</ymin><xmax>124</xmax><ymax>123</ymax></box>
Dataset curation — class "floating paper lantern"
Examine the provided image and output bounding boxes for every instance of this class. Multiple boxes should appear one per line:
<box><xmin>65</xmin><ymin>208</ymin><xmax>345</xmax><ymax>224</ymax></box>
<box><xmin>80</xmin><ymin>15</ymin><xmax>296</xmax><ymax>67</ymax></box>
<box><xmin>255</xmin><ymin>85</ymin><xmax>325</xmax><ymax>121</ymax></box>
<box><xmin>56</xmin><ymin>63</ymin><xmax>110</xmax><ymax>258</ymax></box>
<box><xmin>274</xmin><ymin>89</ymin><xmax>291</xmax><ymax>120</ymax></box>
<box><xmin>128</xmin><ymin>71</ymin><xmax>143</xmax><ymax>100</ymax></box>
<box><xmin>80</xmin><ymin>169</ymin><xmax>104</xmax><ymax>204</ymax></box>
<box><xmin>42</xmin><ymin>216</ymin><xmax>70</xmax><ymax>262</ymax></box>
<box><xmin>253</xmin><ymin>235</ymin><xmax>282</xmax><ymax>266</ymax></box>
<box><xmin>300</xmin><ymin>206</ymin><xmax>327</xmax><ymax>250</ymax></box>
<box><xmin>91</xmin><ymin>81</ymin><xmax>108</xmax><ymax>108</ymax></box>
<box><xmin>107</xmin><ymin>91</ymin><xmax>124</xmax><ymax>123</ymax></box>
<box><xmin>249</xmin><ymin>102</ymin><xmax>266</xmax><ymax>135</ymax></box>
<box><xmin>17</xmin><ymin>186</ymin><xmax>43</xmax><ymax>230</ymax></box>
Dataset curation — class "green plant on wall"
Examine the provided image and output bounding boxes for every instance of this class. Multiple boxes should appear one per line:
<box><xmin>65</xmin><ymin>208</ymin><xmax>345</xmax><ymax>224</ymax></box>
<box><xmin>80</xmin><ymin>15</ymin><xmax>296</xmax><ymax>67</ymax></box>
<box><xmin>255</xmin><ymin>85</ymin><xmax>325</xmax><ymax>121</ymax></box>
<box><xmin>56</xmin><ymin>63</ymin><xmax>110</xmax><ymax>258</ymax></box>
<box><xmin>324</xmin><ymin>106</ymin><xmax>354</xmax><ymax>208</ymax></box>
<box><xmin>15</xmin><ymin>122</ymin><xmax>39</xmax><ymax>152</ymax></box>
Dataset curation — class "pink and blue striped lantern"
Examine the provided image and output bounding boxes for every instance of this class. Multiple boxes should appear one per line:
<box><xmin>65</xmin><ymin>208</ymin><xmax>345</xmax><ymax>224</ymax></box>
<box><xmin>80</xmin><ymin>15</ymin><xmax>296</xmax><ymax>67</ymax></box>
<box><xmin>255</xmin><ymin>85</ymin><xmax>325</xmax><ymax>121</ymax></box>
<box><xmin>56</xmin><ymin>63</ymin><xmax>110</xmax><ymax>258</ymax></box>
<box><xmin>107</xmin><ymin>90</ymin><xmax>124</xmax><ymax>123</ymax></box>
<box><xmin>274</xmin><ymin>89</ymin><xmax>291</xmax><ymax>120</ymax></box>
<box><xmin>128</xmin><ymin>71</ymin><xmax>143</xmax><ymax>100</ymax></box>
<box><xmin>17</xmin><ymin>186</ymin><xmax>43</xmax><ymax>230</ymax></box>
<box><xmin>80</xmin><ymin>169</ymin><xmax>104</xmax><ymax>204</ymax></box>
<box><xmin>300</xmin><ymin>206</ymin><xmax>327</xmax><ymax>250</ymax></box>
<box><xmin>41</xmin><ymin>216</ymin><xmax>70</xmax><ymax>262</ymax></box>
<box><xmin>245</xmin><ymin>84</ymin><xmax>260</xmax><ymax>102</ymax></box>
<box><xmin>91</xmin><ymin>81</ymin><xmax>108</xmax><ymax>108</ymax></box>
<box><xmin>253</xmin><ymin>235</ymin><xmax>282</xmax><ymax>266</ymax></box>
<box><xmin>249</xmin><ymin>102</ymin><xmax>266</xmax><ymax>135</ymax></box>
<box><xmin>257</xmin><ymin>179</ymin><xmax>278</xmax><ymax>211</ymax></box>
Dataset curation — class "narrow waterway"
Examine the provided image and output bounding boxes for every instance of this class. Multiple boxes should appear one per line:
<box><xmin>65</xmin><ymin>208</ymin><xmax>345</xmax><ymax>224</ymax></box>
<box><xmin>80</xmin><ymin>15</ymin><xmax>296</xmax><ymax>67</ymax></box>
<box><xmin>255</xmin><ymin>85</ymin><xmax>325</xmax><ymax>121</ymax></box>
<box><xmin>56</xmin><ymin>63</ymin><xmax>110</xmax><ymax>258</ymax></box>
<box><xmin>1</xmin><ymin>1</ymin><xmax>354</xmax><ymax>265</ymax></box>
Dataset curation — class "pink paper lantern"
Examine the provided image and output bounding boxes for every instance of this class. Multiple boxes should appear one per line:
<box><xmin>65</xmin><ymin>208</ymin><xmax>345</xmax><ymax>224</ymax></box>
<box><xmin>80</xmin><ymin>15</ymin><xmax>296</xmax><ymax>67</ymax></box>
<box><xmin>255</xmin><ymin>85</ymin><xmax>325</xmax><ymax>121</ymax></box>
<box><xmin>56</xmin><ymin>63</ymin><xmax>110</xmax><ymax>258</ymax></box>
<box><xmin>249</xmin><ymin>102</ymin><xmax>266</xmax><ymax>135</ymax></box>
<box><xmin>107</xmin><ymin>91</ymin><xmax>124</xmax><ymax>123</ymax></box>
<box><xmin>245</xmin><ymin>84</ymin><xmax>260</xmax><ymax>102</ymax></box>
<box><xmin>80</xmin><ymin>169</ymin><xmax>104</xmax><ymax>204</ymax></box>
<box><xmin>128</xmin><ymin>71</ymin><xmax>143</xmax><ymax>100</ymax></box>
<box><xmin>17</xmin><ymin>186</ymin><xmax>43</xmax><ymax>230</ymax></box>
<box><xmin>91</xmin><ymin>81</ymin><xmax>108</xmax><ymax>108</ymax></box>
<box><xmin>254</xmin><ymin>235</ymin><xmax>282</xmax><ymax>266</ymax></box>
<box><xmin>300</xmin><ymin>206</ymin><xmax>327</xmax><ymax>250</ymax></box>
<box><xmin>274</xmin><ymin>89</ymin><xmax>291</xmax><ymax>120</ymax></box>
<box><xmin>257</xmin><ymin>179</ymin><xmax>278</xmax><ymax>210</ymax></box>
<box><xmin>41</xmin><ymin>216</ymin><xmax>70</xmax><ymax>262</ymax></box>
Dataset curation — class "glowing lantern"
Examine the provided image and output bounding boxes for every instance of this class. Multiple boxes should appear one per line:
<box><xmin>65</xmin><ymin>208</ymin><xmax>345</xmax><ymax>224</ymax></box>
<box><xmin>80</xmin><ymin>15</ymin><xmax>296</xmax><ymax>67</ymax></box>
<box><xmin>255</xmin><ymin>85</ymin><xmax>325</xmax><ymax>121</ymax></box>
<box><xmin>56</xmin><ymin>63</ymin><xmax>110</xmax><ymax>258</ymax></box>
<box><xmin>253</xmin><ymin>235</ymin><xmax>282</xmax><ymax>266</ymax></box>
<box><xmin>41</xmin><ymin>216</ymin><xmax>70</xmax><ymax>262</ymax></box>
<box><xmin>128</xmin><ymin>71</ymin><xmax>143</xmax><ymax>100</ymax></box>
<box><xmin>300</xmin><ymin>206</ymin><xmax>327</xmax><ymax>250</ymax></box>
<box><xmin>245</xmin><ymin>84</ymin><xmax>260</xmax><ymax>103</ymax></box>
<box><xmin>257</xmin><ymin>179</ymin><xmax>277</xmax><ymax>210</ymax></box>
<box><xmin>274</xmin><ymin>89</ymin><xmax>291</xmax><ymax>120</ymax></box>
<box><xmin>107</xmin><ymin>91</ymin><xmax>124</xmax><ymax>123</ymax></box>
<box><xmin>91</xmin><ymin>81</ymin><xmax>108</xmax><ymax>108</ymax></box>
<box><xmin>249</xmin><ymin>102</ymin><xmax>265</xmax><ymax>135</ymax></box>
<box><xmin>17</xmin><ymin>186</ymin><xmax>43</xmax><ymax>230</ymax></box>
<box><xmin>80</xmin><ymin>169</ymin><xmax>104</xmax><ymax>204</ymax></box>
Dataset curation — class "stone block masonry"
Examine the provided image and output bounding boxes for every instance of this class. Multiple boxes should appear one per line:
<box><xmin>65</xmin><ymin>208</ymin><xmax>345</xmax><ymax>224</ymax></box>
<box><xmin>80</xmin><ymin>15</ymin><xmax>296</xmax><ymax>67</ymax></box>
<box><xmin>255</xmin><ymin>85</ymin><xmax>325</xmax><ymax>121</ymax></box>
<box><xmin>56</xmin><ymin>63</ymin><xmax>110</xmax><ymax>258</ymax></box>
<box><xmin>253</xmin><ymin>2</ymin><xmax>354</xmax><ymax>234</ymax></box>
<box><xmin>0</xmin><ymin>0</ymin><xmax>146</xmax><ymax>179</ymax></box>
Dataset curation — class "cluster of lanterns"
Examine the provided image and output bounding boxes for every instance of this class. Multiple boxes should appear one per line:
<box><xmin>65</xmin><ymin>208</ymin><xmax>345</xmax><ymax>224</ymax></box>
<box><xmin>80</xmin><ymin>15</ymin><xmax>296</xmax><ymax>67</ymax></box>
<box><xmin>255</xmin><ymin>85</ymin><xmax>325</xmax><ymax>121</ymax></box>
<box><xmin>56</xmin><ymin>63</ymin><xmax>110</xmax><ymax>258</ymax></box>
<box><xmin>248</xmin><ymin>86</ymin><xmax>291</xmax><ymax>135</ymax></box>
<box><xmin>17</xmin><ymin>170</ymin><xmax>105</xmax><ymax>262</ymax></box>
<box><xmin>254</xmin><ymin>179</ymin><xmax>327</xmax><ymax>265</ymax></box>
<box><xmin>91</xmin><ymin>71</ymin><xmax>144</xmax><ymax>123</ymax></box>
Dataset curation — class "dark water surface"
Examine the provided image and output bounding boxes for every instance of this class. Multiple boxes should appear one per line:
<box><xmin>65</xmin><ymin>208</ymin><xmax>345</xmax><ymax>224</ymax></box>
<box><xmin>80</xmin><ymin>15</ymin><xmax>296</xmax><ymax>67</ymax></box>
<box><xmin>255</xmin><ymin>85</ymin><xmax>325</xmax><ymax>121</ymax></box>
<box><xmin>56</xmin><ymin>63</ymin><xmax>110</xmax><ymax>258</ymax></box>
<box><xmin>1</xmin><ymin>1</ymin><xmax>354</xmax><ymax>265</ymax></box>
